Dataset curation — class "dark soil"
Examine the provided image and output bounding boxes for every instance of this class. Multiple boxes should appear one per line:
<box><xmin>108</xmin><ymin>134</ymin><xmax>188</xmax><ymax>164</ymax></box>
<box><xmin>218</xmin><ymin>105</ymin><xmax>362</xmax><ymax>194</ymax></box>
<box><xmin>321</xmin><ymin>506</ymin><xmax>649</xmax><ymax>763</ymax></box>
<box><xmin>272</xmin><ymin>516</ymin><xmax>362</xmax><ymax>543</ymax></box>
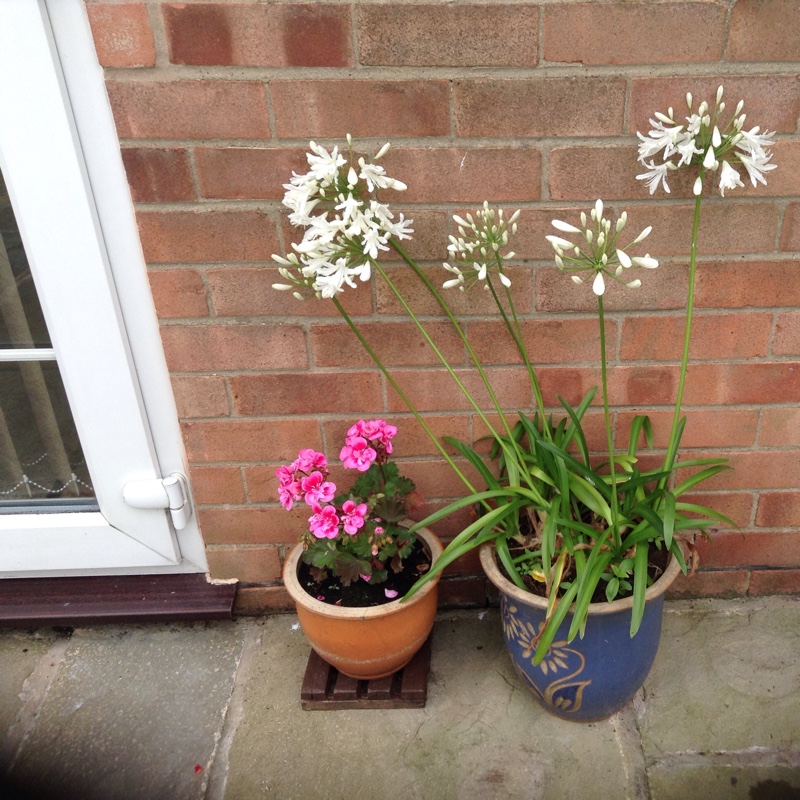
<box><xmin>297</xmin><ymin>538</ymin><xmax>432</xmax><ymax>608</ymax></box>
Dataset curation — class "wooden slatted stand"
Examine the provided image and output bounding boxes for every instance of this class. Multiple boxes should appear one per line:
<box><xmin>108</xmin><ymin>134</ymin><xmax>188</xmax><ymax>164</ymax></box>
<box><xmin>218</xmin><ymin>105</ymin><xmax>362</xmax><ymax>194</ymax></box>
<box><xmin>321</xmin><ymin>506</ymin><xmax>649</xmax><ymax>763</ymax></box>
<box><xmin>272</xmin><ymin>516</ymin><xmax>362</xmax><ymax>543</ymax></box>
<box><xmin>300</xmin><ymin>636</ymin><xmax>432</xmax><ymax>710</ymax></box>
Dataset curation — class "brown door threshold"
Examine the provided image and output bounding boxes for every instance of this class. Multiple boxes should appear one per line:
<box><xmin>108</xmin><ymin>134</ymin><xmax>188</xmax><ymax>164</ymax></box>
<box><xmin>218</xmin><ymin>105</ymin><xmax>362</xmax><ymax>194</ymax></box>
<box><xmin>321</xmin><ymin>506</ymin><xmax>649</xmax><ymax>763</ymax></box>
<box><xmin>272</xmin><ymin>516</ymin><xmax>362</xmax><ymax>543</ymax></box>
<box><xmin>0</xmin><ymin>573</ymin><xmax>236</xmax><ymax>628</ymax></box>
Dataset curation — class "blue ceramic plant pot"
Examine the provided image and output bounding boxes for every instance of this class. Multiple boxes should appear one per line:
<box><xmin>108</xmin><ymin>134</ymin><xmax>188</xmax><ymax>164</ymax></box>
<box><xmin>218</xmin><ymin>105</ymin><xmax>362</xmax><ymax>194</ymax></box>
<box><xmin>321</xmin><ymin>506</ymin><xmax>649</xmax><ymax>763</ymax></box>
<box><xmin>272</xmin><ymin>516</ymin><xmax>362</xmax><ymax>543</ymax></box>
<box><xmin>480</xmin><ymin>544</ymin><xmax>682</xmax><ymax>722</ymax></box>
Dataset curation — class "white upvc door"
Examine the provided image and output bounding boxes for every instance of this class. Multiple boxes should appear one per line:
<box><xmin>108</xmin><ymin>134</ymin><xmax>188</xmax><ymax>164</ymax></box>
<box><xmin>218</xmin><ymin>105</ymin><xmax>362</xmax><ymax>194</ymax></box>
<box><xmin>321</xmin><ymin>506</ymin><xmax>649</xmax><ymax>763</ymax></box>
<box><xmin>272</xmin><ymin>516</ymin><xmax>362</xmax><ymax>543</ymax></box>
<box><xmin>0</xmin><ymin>0</ymin><xmax>207</xmax><ymax>576</ymax></box>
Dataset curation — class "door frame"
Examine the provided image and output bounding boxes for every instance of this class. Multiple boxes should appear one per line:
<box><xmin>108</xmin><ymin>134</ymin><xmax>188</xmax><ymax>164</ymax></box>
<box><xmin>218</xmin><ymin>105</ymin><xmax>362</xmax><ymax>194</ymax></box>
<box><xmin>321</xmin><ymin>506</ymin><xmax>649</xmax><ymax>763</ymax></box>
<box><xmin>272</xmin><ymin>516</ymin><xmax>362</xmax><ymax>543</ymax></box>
<box><xmin>0</xmin><ymin>0</ymin><xmax>207</xmax><ymax>577</ymax></box>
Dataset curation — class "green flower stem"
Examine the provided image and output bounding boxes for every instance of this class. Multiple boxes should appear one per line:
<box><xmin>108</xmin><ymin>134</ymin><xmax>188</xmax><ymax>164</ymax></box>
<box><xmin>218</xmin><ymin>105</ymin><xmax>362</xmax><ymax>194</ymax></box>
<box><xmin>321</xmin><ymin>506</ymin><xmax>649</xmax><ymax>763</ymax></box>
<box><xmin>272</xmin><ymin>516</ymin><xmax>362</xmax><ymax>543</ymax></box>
<box><xmin>663</xmin><ymin>181</ymin><xmax>704</xmax><ymax>478</ymax></box>
<box><xmin>486</xmin><ymin>260</ymin><xmax>551</xmax><ymax>439</ymax></box>
<box><xmin>387</xmin><ymin>240</ymin><xmax>526</xmax><ymax>454</ymax></box>
<box><xmin>331</xmin><ymin>296</ymin><xmax>479</xmax><ymax>496</ymax></box>
<box><xmin>597</xmin><ymin>295</ymin><xmax>621</xmax><ymax>548</ymax></box>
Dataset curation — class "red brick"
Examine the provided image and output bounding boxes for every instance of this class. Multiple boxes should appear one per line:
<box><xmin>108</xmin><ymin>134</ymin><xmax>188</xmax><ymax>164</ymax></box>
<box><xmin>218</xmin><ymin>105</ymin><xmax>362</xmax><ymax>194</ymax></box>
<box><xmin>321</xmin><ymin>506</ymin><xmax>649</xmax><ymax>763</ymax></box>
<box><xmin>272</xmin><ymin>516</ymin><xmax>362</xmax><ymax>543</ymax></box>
<box><xmin>696</xmin><ymin>530</ymin><xmax>800</xmax><ymax>568</ymax></box>
<box><xmin>617</xmin><ymin>408</ymin><xmax>759</xmax><ymax>450</ymax></box>
<box><xmin>755</xmin><ymin>492</ymin><xmax>800</xmax><ymax>528</ymax></box>
<box><xmin>171</xmin><ymin>375</ymin><xmax>230</xmax><ymax>419</ymax></box>
<box><xmin>189</xmin><ymin>465</ymin><xmax>245</xmax><ymax>505</ymax></box>
<box><xmin>401</xmin><ymin>458</ymin><xmax>485</xmax><ymax>501</ymax></box>
<box><xmin>183</xmin><ymin>418</ymin><xmax>321</xmax><ymax>463</ymax></box>
<box><xmin>137</xmin><ymin>211</ymin><xmax>278</xmax><ymax>264</ymax></box>
<box><xmin>759</xmin><ymin>408</ymin><xmax>800</xmax><ymax>447</ymax></box>
<box><xmin>613</xmin><ymin>362</ymin><xmax>800</xmax><ymax>407</ymax></box>
<box><xmin>107</xmin><ymin>80</ymin><xmax>270</xmax><ymax>140</ymax></box>
<box><xmin>681</xmin><ymin>491</ymin><xmax>755</xmax><ymax>529</ymax></box>
<box><xmin>781</xmin><ymin>203</ymin><xmax>800</xmax><ymax>251</ymax></box>
<box><xmin>728</xmin><ymin>0</ymin><xmax>800</xmax><ymax>62</ymax></box>
<box><xmin>667</xmin><ymin>569</ymin><xmax>750</xmax><ymax>598</ymax></box>
<box><xmin>695</xmin><ymin>261</ymin><xmax>800</xmax><ymax>309</ymax></box>
<box><xmin>549</xmin><ymin>145</ymin><xmax>697</xmax><ymax>201</ymax></box>
<box><xmin>376</xmin><ymin>264</ymin><xmax>533</xmax><ymax>317</ymax></box>
<box><xmin>620</xmin><ymin>313</ymin><xmax>772</xmax><ymax>361</ymax></box>
<box><xmin>381</xmin><ymin>147</ymin><xmax>541</xmax><ymax>203</ymax></box>
<box><xmin>544</xmin><ymin>2</ymin><xmax>724</xmax><ymax>65</ymax></box>
<box><xmin>385</xmin><ymin>366</ymin><xmax>535</xmax><ymax>414</ymax></box>
<box><xmin>357</xmin><ymin>5</ymin><xmax>538</xmax><ymax>67</ymax></box>
<box><xmin>243</xmin><ymin>466</ymin><xmax>279</xmax><ymax>504</ymax></box>
<box><xmin>149</xmin><ymin>269</ymin><xmax>208</xmax><ymax>319</ymax></box>
<box><xmin>87</xmin><ymin>3</ymin><xmax>155</xmax><ymax>68</ymax></box>
<box><xmin>454</xmin><ymin>78</ymin><xmax>626</xmax><ymax>138</ymax></box>
<box><xmin>774</xmin><ymin>312</ymin><xmax>800</xmax><ymax>355</ymax></box>
<box><xmin>163</xmin><ymin>3</ymin><xmax>352</xmax><ymax>67</ymax></box>
<box><xmin>623</xmin><ymin>203</ymin><xmax>780</xmax><ymax>256</ymax></box>
<box><xmin>234</xmin><ymin>585</ymin><xmax>294</xmax><ymax>614</ymax></box>
<box><xmin>206</xmin><ymin>545</ymin><xmax>282</xmax><ymax>583</ymax></box>
<box><xmin>231</xmin><ymin>372</ymin><xmax>383</xmax><ymax>416</ymax></box>
<box><xmin>311</xmin><ymin>321</ymin><xmax>465</xmax><ymax>368</ymax></box>
<box><xmin>676</xmin><ymin>449</ymin><xmax>800</xmax><ymax>491</ymax></box>
<box><xmin>537</xmin><ymin>366</ymin><xmax>602</xmax><ymax>409</ymax></box>
<box><xmin>121</xmin><ymin>148</ymin><xmax>195</xmax><ymax>203</ymax></box>
<box><xmin>536</xmin><ymin>261</ymin><xmax>689</xmax><ymax>313</ymax></box>
<box><xmin>198</xmin><ymin>506</ymin><xmax>300</xmax><ymax>545</ymax></box>
<box><xmin>271</xmin><ymin>80</ymin><xmax>450</xmax><ymax>138</ymax></box>
<box><xmin>161</xmin><ymin>323</ymin><xmax>306</xmax><ymax>372</ymax></box>
<box><xmin>195</xmin><ymin>148</ymin><xmax>307</xmax><ymax>200</ymax></box>
<box><xmin>749</xmin><ymin>569</ymin><xmax>800</xmax><ymax>595</ymax></box>
<box><xmin>469</xmin><ymin>318</ymin><xmax>613</xmax><ymax>366</ymax></box>
<box><xmin>629</xmin><ymin>76</ymin><xmax>800</xmax><ymax>135</ymax></box>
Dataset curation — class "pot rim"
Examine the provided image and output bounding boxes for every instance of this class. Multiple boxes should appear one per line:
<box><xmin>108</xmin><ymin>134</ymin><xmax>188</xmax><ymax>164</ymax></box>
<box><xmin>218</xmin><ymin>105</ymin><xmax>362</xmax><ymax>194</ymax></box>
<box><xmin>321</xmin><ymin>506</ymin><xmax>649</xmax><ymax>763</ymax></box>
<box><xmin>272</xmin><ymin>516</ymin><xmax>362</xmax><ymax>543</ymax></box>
<box><xmin>283</xmin><ymin>525</ymin><xmax>443</xmax><ymax>621</ymax></box>
<box><xmin>479</xmin><ymin>541</ymin><xmax>682</xmax><ymax>615</ymax></box>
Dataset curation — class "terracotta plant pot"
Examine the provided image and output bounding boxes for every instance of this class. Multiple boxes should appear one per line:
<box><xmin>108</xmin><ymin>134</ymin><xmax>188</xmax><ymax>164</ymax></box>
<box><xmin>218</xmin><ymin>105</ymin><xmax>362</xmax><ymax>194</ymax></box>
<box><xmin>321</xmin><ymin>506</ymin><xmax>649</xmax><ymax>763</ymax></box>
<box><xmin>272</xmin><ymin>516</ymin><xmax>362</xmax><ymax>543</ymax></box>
<box><xmin>283</xmin><ymin>527</ymin><xmax>443</xmax><ymax>680</ymax></box>
<box><xmin>480</xmin><ymin>543</ymin><xmax>682</xmax><ymax>722</ymax></box>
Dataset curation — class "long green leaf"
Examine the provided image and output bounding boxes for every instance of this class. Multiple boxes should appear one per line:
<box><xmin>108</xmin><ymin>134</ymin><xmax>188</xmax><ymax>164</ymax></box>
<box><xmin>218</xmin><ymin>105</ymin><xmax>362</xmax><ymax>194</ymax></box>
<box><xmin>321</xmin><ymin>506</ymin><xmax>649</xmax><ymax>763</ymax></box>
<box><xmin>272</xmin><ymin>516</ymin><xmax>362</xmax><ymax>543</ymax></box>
<box><xmin>629</xmin><ymin>541</ymin><xmax>650</xmax><ymax>637</ymax></box>
<box><xmin>442</xmin><ymin>436</ymin><xmax>501</xmax><ymax>490</ymax></box>
<box><xmin>567</xmin><ymin>473</ymin><xmax>613</xmax><ymax>524</ymax></box>
<box><xmin>663</xmin><ymin>491</ymin><xmax>676</xmax><ymax>549</ymax></box>
<box><xmin>673</xmin><ymin>464</ymin><xmax>730</xmax><ymax>497</ymax></box>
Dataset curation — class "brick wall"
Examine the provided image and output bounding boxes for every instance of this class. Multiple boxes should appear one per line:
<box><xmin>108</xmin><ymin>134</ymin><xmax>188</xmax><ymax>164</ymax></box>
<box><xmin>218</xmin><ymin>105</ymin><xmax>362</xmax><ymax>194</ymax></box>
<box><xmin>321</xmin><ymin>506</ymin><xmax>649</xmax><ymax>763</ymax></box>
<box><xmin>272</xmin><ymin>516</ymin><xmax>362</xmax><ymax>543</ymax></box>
<box><xmin>85</xmin><ymin>0</ymin><xmax>800</xmax><ymax>611</ymax></box>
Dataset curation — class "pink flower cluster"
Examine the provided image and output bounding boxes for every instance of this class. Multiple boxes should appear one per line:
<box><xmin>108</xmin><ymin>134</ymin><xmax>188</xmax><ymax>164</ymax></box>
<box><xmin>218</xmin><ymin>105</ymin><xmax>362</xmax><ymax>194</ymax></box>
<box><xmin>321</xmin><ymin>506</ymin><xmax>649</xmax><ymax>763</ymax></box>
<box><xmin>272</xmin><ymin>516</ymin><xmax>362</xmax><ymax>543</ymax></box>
<box><xmin>276</xmin><ymin>448</ymin><xmax>335</xmax><ymax>512</ymax></box>
<box><xmin>340</xmin><ymin>419</ymin><xmax>398</xmax><ymax>471</ymax></box>
<box><xmin>277</xmin><ymin>420</ymin><xmax>395</xmax><ymax>540</ymax></box>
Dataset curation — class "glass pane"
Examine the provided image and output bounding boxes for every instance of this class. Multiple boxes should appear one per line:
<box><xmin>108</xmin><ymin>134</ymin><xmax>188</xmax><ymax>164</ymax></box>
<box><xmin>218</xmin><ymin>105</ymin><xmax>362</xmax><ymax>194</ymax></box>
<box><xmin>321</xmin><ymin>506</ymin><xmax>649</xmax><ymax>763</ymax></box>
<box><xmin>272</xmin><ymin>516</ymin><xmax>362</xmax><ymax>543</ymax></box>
<box><xmin>0</xmin><ymin>361</ymin><xmax>94</xmax><ymax>504</ymax></box>
<box><xmin>0</xmin><ymin>167</ymin><xmax>50</xmax><ymax>348</ymax></box>
<box><xmin>0</xmin><ymin>167</ymin><xmax>95</xmax><ymax>508</ymax></box>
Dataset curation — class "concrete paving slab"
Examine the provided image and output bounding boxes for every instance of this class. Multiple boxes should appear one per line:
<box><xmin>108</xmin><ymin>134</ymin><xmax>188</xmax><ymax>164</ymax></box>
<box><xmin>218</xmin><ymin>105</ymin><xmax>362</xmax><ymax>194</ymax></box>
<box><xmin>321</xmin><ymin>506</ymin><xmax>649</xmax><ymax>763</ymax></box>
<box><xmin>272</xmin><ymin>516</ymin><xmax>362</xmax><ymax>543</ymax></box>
<box><xmin>219</xmin><ymin>610</ymin><xmax>634</xmax><ymax>800</ymax></box>
<box><xmin>2</xmin><ymin>621</ymin><xmax>245</xmax><ymax>800</ymax></box>
<box><xmin>649</xmin><ymin>764</ymin><xmax>800</xmax><ymax>800</ymax></box>
<box><xmin>0</xmin><ymin>629</ymin><xmax>61</xmax><ymax>745</ymax></box>
<box><xmin>639</xmin><ymin>597</ymin><xmax>800</xmax><ymax>756</ymax></box>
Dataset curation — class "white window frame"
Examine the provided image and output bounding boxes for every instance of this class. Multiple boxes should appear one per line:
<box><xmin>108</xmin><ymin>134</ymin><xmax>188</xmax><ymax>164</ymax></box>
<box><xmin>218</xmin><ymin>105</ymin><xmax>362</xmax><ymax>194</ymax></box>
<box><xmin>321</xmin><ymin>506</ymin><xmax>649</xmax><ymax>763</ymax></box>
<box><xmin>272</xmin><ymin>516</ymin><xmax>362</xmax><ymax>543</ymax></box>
<box><xmin>0</xmin><ymin>0</ymin><xmax>207</xmax><ymax>576</ymax></box>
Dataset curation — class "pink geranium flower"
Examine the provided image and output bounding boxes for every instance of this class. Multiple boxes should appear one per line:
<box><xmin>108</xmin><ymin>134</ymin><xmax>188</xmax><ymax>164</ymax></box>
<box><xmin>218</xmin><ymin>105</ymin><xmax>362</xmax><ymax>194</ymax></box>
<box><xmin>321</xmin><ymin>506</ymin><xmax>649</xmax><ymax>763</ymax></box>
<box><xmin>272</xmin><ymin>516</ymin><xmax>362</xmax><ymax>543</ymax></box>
<box><xmin>340</xmin><ymin>437</ymin><xmax>377</xmax><ymax>471</ymax></box>
<box><xmin>295</xmin><ymin>449</ymin><xmax>327</xmax><ymax>472</ymax></box>
<box><xmin>308</xmin><ymin>504</ymin><xmax>340</xmax><ymax>539</ymax></box>
<box><xmin>341</xmin><ymin>500</ymin><xmax>368</xmax><ymax>535</ymax></box>
<box><xmin>278</xmin><ymin>480</ymin><xmax>303</xmax><ymax>511</ymax></box>
<box><xmin>300</xmin><ymin>471</ymin><xmax>337</xmax><ymax>506</ymax></box>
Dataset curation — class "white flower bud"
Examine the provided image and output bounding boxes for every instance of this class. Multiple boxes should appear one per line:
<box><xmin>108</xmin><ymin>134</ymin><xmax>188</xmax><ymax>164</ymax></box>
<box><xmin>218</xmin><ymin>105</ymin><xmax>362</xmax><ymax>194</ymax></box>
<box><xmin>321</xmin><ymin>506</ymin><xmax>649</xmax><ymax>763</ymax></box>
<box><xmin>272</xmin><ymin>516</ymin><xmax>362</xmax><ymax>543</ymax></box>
<box><xmin>616</xmin><ymin>249</ymin><xmax>632</xmax><ymax>268</ymax></box>
<box><xmin>555</xmin><ymin>254</ymin><xmax>565</xmax><ymax>269</ymax></box>
<box><xmin>374</xmin><ymin>142</ymin><xmax>391</xmax><ymax>160</ymax></box>
<box><xmin>601</xmin><ymin>252</ymin><xmax>608</xmax><ymax>266</ymax></box>
<box><xmin>597</xmin><ymin>231</ymin><xmax>605</xmax><ymax>247</ymax></box>
<box><xmin>698</xmin><ymin>101</ymin><xmax>708</xmax><ymax>117</ymax></box>
<box><xmin>686</xmin><ymin>92</ymin><xmax>693</xmax><ymax>110</ymax></box>
<box><xmin>580</xmin><ymin>212</ymin><xmax>587</xmax><ymax>227</ymax></box>
<box><xmin>572</xmin><ymin>275</ymin><xmax>583</xmax><ymax>285</ymax></box>
<box><xmin>716</xmin><ymin>85</ymin><xmax>724</xmax><ymax>104</ymax></box>
<box><xmin>626</xmin><ymin>279</ymin><xmax>642</xmax><ymax>289</ymax></box>
<box><xmin>712</xmin><ymin>126</ymin><xmax>722</xmax><ymax>148</ymax></box>
<box><xmin>631</xmin><ymin>226</ymin><xmax>652</xmax><ymax>245</ymax></box>
<box><xmin>735</xmin><ymin>99</ymin><xmax>744</xmax><ymax>116</ymax></box>
<box><xmin>615</xmin><ymin>265</ymin><xmax>623</xmax><ymax>276</ymax></box>
<box><xmin>616</xmin><ymin>211</ymin><xmax>628</xmax><ymax>234</ymax></box>
<box><xmin>592</xmin><ymin>271</ymin><xmax>606</xmax><ymax>296</ymax></box>
<box><xmin>632</xmin><ymin>255</ymin><xmax>659</xmax><ymax>269</ymax></box>
<box><xmin>586</xmin><ymin>229</ymin><xmax>593</xmax><ymax>244</ymax></box>
<box><xmin>703</xmin><ymin>147</ymin><xmax>717</xmax><ymax>169</ymax></box>
<box><xmin>499</xmin><ymin>272</ymin><xmax>512</xmax><ymax>288</ymax></box>
<box><xmin>293</xmin><ymin>292</ymin><xmax>304</xmax><ymax>301</ymax></box>
<box><xmin>595</xmin><ymin>199</ymin><xmax>604</xmax><ymax>220</ymax></box>
<box><xmin>506</xmin><ymin>251</ymin><xmax>515</xmax><ymax>260</ymax></box>
<box><xmin>693</xmin><ymin>176</ymin><xmax>703</xmax><ymax>196</ymax></box>
<box><xmin>272</xmin><ymin>283</ymin><xmax>293</xmax><ymax>291</ymax></box>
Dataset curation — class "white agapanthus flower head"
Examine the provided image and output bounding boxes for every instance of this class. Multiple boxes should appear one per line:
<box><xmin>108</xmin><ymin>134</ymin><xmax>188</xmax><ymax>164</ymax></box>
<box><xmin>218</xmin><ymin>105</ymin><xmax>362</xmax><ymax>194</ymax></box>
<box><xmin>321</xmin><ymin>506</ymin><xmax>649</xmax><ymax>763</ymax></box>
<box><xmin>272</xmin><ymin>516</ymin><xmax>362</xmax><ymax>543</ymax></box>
<box><xmin>441</xmin><ymin>202</ymin><xmax>519</xmax><ymax>292</ymax></box>
<box><xmin>636</xmin><ymin>85</ymin><xmax>776</xmax><ymax>197</ymax></box>
<box><xmin>548</xmin><ymin>200</ymin><xmax>657</xmax><ymax>296</ymax></box>
<box><xmin>272</xmin><ymin>136</ymin><xmax>413</xmax><ymax>299</ymax></box>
